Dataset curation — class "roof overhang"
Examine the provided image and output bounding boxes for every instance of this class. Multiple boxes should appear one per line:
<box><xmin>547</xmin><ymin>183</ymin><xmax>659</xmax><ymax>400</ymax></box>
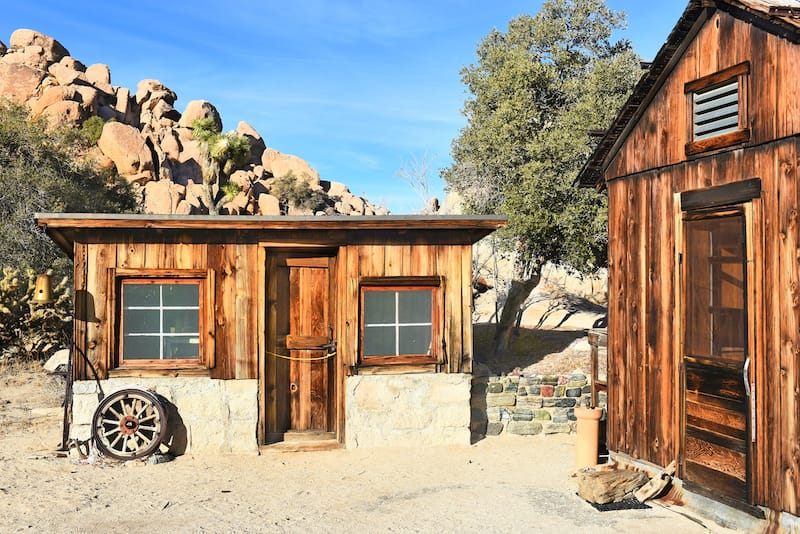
<box><xmin>35</xmin><ymin>213</ymin><xmax>508</xmax><ymax>259</ymax></box>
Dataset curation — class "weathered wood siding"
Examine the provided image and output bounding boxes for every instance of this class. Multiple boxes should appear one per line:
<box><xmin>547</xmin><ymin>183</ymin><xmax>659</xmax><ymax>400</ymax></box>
<box><xmin>603</xmin><ymin>7</ymin><xmax>800</xmax><ymax>514</ymax></box>
<box><xmin>607</xmin><ymin>11</ymin><xmax>800</xmax><ymax>180</ymax></box>
<box><xmin>337</xmin><ymin>241</ymin><xmax>474</xmax><ymax>374</ymax></box>
<box><xmin>74</xmin><ymin>234</ymin><xmax>258</xmax><ymax>382</ymax></box>
<box><xmin>73</xmin><ymin>230</ymin><xmax>475</xmax><ymax>446</ymax></box>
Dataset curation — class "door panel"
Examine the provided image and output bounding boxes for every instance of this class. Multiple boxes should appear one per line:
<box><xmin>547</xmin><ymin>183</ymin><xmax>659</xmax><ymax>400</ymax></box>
<box><xmin>286</xmin><ymin>257</ymin><xmax>334</xmax><ymax>432</ymax></box>
<box><xmin>682</xmin><ymin>209</ymin><xmax>750</xmax><ymax>503</ymax></box>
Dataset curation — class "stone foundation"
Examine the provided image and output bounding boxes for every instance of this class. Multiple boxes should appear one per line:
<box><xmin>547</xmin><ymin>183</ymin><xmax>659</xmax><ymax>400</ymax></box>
<box><xmin>72</xmin><ymin>377</ymin><xmax>259</xmax><ymax>455</ymax></box>
<box><xmin>345</xmin><ymin>373</ymin><xmax>471</xmax><ymax>448</ymax></box>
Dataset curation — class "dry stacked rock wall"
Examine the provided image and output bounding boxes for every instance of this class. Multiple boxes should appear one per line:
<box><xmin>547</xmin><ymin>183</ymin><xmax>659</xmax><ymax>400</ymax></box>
<box><xmin>0</xmin><ymin>28</ymin><xmax>387</xmax><ymax>217</ymax></box>
<box><xmin>471</xmin><ymin>370</ymin><xmax>607</xmax><ymax>438</ymax></box>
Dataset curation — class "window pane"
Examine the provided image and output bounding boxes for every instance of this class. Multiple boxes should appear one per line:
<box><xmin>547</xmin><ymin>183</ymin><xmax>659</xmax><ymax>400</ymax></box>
<box><xmin>163</xmin><ymin>336</ymin><xmax>200</xmax><ymax>359</ymax></box>
<box><xmin>364</xmin><ymin>291</ymin><xmax>395</xmax><ymax>325</ymax></box>
<box><xmin>398</xmin><ymin>325</ymin><xmax>432</xmax><ymax>355</ymax></box>
<box><xmin>164</xmin><ymin>284</ymin><xmax>199</xmax><ymax>306</ymax></box>
<box><xmin>684</xmin><ymin>214</ymin><xmax>746</xmax><ymax>362</ymax></box>
<box><xmin>364</xmin><ymin>326</ymin><xmax>395</xmax><ymax>356</ymax></box>
<box><xmin>398</xmin><ymin>290</ymin><xmax>432</xmax><ymax>323</ymax></box>
<box><xmin>163</xmin><ymin>309</ymin><xmax>199</xmax><ymax>334</ymax></box>
<box><xmin>124</xmin><ymin>336</ymin><xmax>159</xmax><ymax>360</ymax></box>
<box><xmin>124</xmin><ymin>309</ymin><xmax>160</xmax><ymax>334</ymax></box>
<box><xmin>124</xmin><ymin>284</ymin><xmax>159</xmax><ymax>306</ymax></box>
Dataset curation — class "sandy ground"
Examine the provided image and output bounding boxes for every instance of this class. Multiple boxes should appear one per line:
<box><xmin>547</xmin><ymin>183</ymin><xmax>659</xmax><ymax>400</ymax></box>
<box><xmin>0</xmin><ymin>362</ymin><xmax>739</xmax><ymax>534</ymax></box>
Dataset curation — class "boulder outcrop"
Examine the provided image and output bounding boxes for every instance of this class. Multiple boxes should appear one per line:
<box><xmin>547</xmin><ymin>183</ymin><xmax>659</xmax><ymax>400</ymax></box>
<box><xmin>0</xmin><ymin>28</ymin><xmax>388</xmax><ymax>217</ymax></box>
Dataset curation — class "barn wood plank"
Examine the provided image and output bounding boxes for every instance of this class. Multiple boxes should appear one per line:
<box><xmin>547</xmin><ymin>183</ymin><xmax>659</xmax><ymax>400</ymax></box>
<box><xmin>208</xmin><ymin>244</ymin><xmax>230</xmax><ymax>379</ymax></box>
<box><xmin>754</xmin><ymin>27</ymin><xmax>778</xmax><ymax>143</ymax></box>
<box><xmin>440</xmin><ymin>244</ymin><xmax>462</xmax><ymax>373</ymax></box>
<box><xmin>649</xmin><ymin>169</ymin><xmax>677</xmax><ymax>465</ymax></box>
<box><xmin>460</xmin><ymin>244</ymin><xmax>473</xmax><ymax>374</ymax></box>
<box><xmin>343</xmin><ymin>246</ymin><xmax>359</xmax><ymax>370</ymax></box>
<box><xmin>116</xmin><ymin>236</ymin><xmax>144</xmax><ymax>269</ymax></box>
<box><xmin>607</xmin><ymin>180</ymin><xmax>628</xmax><ymax>452</ymax></box>
<box><xmin>359</xmin><ymin>244</ymin><xmax>385</xmax><ymax>278</ymax></box>
<box><xmin>73</xmin><ymin>242</ymin><xmax>88</xmax><ymax>380</ymax></box>
<box><xmin>263</xmin><ymin>253</ymin><xmax>278</xmax><ymax>437</ymax></box>
<box><xmin>778</xmin><ymin>139</ymin><xmax>799</xmax><ymax>513</ymax></box>
<box><xmin>288</xmin><ymin>265</ymin><xmax>307</xmax><ymax>429</ymax></box>
<box><xmin>239</xmin><ymin>245</ymin><xmax>257</xmax><ymax>378</ymax></box>
<box><xmin>85</xmin><ymin>243</ymin><xmax>113</xmax><ymax>378</ymax></box>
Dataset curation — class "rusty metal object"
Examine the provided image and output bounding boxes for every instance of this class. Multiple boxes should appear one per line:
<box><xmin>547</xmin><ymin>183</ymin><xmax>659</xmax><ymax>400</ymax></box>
<box><xmin>91</xmin><ymin>388</ymin><xmax>167</xmax><ymax>460</ymax></box>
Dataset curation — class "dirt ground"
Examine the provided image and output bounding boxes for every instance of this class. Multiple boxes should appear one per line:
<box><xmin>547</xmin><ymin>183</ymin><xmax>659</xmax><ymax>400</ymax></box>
<box><xmin>0</xmin><ymin>358</ymin><xmax>740</xmax><ymax>534</ymax></box>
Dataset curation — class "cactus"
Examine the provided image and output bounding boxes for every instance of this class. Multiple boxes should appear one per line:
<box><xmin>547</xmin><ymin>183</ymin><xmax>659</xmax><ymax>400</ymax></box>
<box><xmin>0</xmin><ymin>267</ymin><xmax>72</xmax><ymax>361</ymax></box>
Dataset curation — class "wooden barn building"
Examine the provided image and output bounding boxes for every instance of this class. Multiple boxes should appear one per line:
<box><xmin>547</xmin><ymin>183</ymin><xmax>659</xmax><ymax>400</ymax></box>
<box><xmin>577</xmin><ymin>0</ymin><xmax>800</xmax><ymax>525</ymax></box>
<box><xmin>35</xmin><ymin>214</ymin><xmax>504</xmax><ymax>457</ymax></box>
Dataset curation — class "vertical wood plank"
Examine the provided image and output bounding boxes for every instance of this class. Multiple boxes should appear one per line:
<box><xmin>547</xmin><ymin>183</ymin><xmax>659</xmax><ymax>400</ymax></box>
<box><xmin>344</xmin><ymin>245</ymin><xmax>359</xmax><ymax>369</ymax></box>
<box><xmin>257</xmin><ymin>245</ymin><xmax>267</xmax><ymax>444</ymax></box>
<box><xmin>359</xmin><ymin>244</ymin><xmax>385</xmax><ymax>278</ymax></box>
<box><xmin>778</xmin><ymin>140</ymin><xmax>798</xmax><ymax>513</ymax></box>
<box><xmin>750</xmin><ymin>26</ymin><xmax>776</xmax><ymax>144</ymax></box>
<box><xmin>439</xmin><ymin>244</ymin><xmax>461</xmax><ymax>373</ymax></box>
<box><xmin>73</xmin><ymin>242</ymin><xmax>87</xmax><ymax>380</ymax></box>
<box><xmin>116</xmin><ymin>238</ymin><xmax>144</xmax><ymax>269</ymax></box>
<box><xmin>85</xmin><ymin>243</ymin><xmax>114</xmax><ymax>378</ymax></box>
<box><xmin>234</xmin><ymin>244</ymin><xmax>256</xmax><ymax>379</ymax></box>
<box><xmin>649</xmin><ymin>169</ymin><xmax>677</xmax><ymax>466</ymax></box>
<box><xmin>208</xmin><ymin>243</ymin><xmax>231</xmax><ymax>380</ymax></box>
<box><xmin>607</xmin><ymin>180</ymin><xmax>628</xmax><ymax>453</ymax></box>
<box><xmin>460</xmin><ymin>244</ymin><xmax>473</xmax><ymax>374</ymax></box>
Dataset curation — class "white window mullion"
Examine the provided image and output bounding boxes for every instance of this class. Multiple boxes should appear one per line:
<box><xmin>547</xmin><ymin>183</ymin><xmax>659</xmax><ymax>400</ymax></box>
<box><xmin>158</xmin><ymin>285</ymin><xmax>165</xmax><ymax>360</ymax></box>
<box><xmin>394</xmin><ymin>291</ymin><xmax>400</xmax><ymax>356</ymax></box>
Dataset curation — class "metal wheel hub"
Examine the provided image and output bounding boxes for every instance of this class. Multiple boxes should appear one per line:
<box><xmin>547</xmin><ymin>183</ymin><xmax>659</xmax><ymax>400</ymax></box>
<box><xmin>119</xmin><ymin>415</ymin><xmax>139</xmax><ymax>435</ymax></box>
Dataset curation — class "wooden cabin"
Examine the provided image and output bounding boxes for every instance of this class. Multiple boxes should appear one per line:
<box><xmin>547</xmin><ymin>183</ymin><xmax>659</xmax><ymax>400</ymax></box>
<box><xmin>576</xmin><ymin>0</ymin><xmax>800</xmax><ymax>524</ymax></box>
<box><xmin>35</xmin><ymin>213</ymin><xmax>504</xmax><ymax>455</ymax></box>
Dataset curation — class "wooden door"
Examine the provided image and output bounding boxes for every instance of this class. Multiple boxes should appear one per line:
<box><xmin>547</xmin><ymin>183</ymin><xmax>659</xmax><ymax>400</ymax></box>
<box><xmin>285</xmin><ymin>257</ymin><xmax>335</xmax><ymax>432</ymax></box>
<box><xmin>681</xmin><ymin>207</ymin><xmax>752</xmax><ymax>504</ymax></box>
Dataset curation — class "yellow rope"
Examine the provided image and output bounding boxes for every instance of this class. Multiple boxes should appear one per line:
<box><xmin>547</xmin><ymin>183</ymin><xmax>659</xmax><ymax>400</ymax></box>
<box><xmin>265</xmin><ymin>350</ymin><xmax>336</xmax><ymax>362</ymax></box>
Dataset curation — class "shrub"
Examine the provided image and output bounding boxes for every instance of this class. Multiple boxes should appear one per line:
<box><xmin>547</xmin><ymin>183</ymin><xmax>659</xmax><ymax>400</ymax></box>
<box><xmin>80</xmin><ymin>115</ymin><xmax>107</xmax><ymax>145</ymax></box>
<box><xmin>271</xmin><ymin>171</ymin><xmax>328</xmax><ymax>213</ymax></box>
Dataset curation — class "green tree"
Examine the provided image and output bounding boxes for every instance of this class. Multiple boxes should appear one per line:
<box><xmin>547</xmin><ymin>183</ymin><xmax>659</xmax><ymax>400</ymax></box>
<box><xmin>443</xmin><ymin>0</ymin><xmax>641</xmax><ymax>353</ymax></box>
<box><xmin>0</xmin><ymin>100</ymin><xmax>136</xmax><ymax>277</ymax></box>
<box><xmin>191</xmin><ymin>118</ymin><xmax>250</xmax><ymax>215</ymax></box>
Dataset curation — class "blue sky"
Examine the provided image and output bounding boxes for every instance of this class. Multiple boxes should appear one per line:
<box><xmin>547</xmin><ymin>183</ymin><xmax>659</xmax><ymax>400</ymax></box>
<box><xmin>1</xmin><ymin>1</ymin><xmax>686</xmax><ymax>213</ymax></box>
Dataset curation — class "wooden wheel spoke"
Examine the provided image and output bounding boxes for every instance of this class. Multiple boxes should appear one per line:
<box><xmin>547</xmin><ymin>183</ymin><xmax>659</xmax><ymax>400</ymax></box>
<box><xmin>134</xmin><ymin>431</ymin><xmax>152</xmax><ymax>446</ymax></box>
<box><xmin>109</xmin><ymin>433</ymin><xmax>123</xmax><ymax>449</ymax></box>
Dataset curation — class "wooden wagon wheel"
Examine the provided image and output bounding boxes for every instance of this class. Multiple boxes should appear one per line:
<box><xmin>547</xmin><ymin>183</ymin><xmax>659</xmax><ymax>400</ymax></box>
<box><xmin>91</xmin><ymin>388</ymin><xmax>167</xmax><ymax>460</ymax></box>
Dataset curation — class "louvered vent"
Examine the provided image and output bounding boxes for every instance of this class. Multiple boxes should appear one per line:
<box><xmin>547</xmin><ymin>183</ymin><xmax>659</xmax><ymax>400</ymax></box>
<box><xmin>693</xmin><ymin>79</ymin><xmax>739</xmax><ymax>141</ymax></box>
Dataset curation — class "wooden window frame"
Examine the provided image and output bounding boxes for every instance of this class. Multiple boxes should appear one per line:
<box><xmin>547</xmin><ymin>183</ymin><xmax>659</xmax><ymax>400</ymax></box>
<box><xmin>358</xmin><ymin>277</ymin><xmax>442</xmax><ymax>366</ymax></box>
<box><xmin>685</xmin><ymin>62</ymin><xmax>750</xmax><ymax>157</ymax></box>
<box><xmin>108</xmin><ymin>269</ymin><xmax>215</xmax><ymax>374</ymax></box>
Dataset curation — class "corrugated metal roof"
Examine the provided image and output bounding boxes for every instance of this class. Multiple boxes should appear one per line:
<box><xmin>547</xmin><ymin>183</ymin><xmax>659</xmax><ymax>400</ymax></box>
<box><xmin>576</xmin><ymin>0</ymin><xmax>800</xmax><ymax>188</ymax></box>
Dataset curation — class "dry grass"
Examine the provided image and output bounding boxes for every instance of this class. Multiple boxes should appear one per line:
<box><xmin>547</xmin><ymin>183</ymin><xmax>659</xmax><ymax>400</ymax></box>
<box><xmin>474</xmin><ymin>323</ymin><xmax>591</xmax><ymax>376</ymax></box>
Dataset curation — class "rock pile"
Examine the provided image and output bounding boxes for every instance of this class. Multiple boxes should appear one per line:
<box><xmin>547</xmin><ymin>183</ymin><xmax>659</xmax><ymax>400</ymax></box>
<box><xmin>0</xmin><ymin>28</ymin><xmax>388</xmax><ymax>216</ymax></box>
